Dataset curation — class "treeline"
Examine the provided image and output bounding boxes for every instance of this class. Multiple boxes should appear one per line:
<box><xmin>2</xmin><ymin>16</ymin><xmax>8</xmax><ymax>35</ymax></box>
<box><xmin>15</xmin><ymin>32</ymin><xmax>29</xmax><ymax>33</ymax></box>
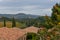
<box><xmin>0</xmin><ymin>16</ymin><xmax>46</xmax><ymax>28</ymax></box>
<box><xmin>2</xmin><ymin>16</ymin><xmax>16</xmax><ymax>27</ymax></box>
<box><xmin>0</xmin><ymin>14</ymin><xmax>52</xmax><ymax>29</ymax></box>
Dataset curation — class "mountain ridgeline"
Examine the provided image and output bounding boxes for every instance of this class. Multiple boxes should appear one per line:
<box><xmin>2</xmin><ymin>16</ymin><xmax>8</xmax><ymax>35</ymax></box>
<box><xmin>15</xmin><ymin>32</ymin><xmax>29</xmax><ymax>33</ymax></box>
<box><xmin>0</xmin><ymin>13</ymin><xmax>46</xmax><ymax>22</ymax></box>
<box><xmin>0</xmin><ymin>13</ymin><xmax>46</xmax><ymax>28</ymax></box>
<box><xmin>0</xmin><ymin>13</ymin><xmax>39</xmax><ymax>19</ymax></box>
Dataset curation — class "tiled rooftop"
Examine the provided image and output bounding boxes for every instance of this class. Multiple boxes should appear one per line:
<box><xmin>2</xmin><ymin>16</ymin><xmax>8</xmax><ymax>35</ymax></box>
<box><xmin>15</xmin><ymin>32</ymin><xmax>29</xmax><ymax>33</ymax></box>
<box><xmin>23</xmin><ymin>26</ymin><xmax>39</xmax><ymax>33</ymax></box>
<box><xmin>0</xmin><ymin>27</ymin><xmax>25</xmax><ymax>40</ymax></box>
<box><xmin>0</xmin><ymin>26</ymin><xmax>40</xmax><ymax>40</ymax></box>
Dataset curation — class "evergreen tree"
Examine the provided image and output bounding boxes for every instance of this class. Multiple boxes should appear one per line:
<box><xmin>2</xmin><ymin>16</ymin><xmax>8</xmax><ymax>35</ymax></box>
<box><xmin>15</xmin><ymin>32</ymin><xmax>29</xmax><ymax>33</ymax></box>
<box><xmin>51</xmin><ymin>3</ymin><xmax>60</xmax><ymax>24</ymax></box>
<box><xmin>3</xmin><ymin>17</ymin><xmax>6</xmax><ymax>27</ymax></box>
<box><xmin>12</xmin><ymin>17</ymin><xmax>16</xmax><ymax>27</ymax></box>
<box><xmin>44</xmin><ymin>15</ymin><xmax>54</xmax><ymax>29</ymax></box>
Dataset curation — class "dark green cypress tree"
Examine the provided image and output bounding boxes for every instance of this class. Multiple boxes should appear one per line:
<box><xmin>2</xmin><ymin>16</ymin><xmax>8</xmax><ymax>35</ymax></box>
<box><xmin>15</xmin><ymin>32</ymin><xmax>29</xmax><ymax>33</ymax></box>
<box><xmin>12</xmin><ymin>17</ymin><xmax>16</xmax><ymax>27</ymax></box>
<box><xmin>2</xmin><ymin>17</ymin><xmax>6</xmax><ymax>27</ymax></box>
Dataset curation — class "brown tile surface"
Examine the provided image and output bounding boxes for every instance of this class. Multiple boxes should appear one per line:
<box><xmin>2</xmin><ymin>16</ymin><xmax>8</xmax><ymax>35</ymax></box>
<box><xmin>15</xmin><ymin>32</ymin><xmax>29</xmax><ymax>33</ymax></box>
<box><xmin>0</xmin><ymin>27</ymin><xmax>25</xmax><ymax>40</ymax></box>
<box><xmin>23</xmin><ymin>26</ymin><xmax>39</xmax><ymax>33</ymax></box>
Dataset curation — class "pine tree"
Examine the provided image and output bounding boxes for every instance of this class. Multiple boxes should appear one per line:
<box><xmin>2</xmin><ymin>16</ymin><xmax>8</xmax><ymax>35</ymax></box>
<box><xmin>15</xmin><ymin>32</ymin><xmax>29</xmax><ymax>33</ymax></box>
<box><xmin>51</xmin><ymin>3</ymin><xmax>60</xmax><ymax>24</ymax></box>
<box><xmin>12</xmin><ymin>17</ymin><xmax>16</xmax><ymax>27</ymax></box>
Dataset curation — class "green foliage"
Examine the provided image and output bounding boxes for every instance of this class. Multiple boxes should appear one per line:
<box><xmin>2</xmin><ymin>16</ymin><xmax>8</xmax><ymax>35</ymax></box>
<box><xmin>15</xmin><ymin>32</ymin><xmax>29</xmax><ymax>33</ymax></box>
<box><xmin>51</xmin><ymin>3</ymin><xmax>60</xmax><ymax>24</ymax></box>
<box><xmin>19</xmin><ymin>23</ymin><xmax>27</xmax><ymax>29</ymax></box>
<box><xmin>12</xmin><ymin>17</ymin><xmax>16</xmax><ymax>27</ymax></box>
<box><xmin>4</xmin><ymin>18</ymin><xmax>6</xmax><ymax>27</ymax></box>
<box><xmin>57</xmin><ymin>15</ymin><xmax>60</xmax><ymax>22</ymax></box>
<box><xmin>2</xmin><ymin>17</ymin><xmax>6</xmax><ymax>27</ymax></box>
<box><xmin>27</xmin><ymin>33</ymin><xmax>39</xmax><ymax>40</ymax></box>
<box><xmin>44</xmin><ymin>15</ymin><xmax>54</xmax><ymax>29</ymax></box>
<box><xmin>38</xmin><ymin>28</ymin><xmax>48</xmax><ymax>40</ymax></box>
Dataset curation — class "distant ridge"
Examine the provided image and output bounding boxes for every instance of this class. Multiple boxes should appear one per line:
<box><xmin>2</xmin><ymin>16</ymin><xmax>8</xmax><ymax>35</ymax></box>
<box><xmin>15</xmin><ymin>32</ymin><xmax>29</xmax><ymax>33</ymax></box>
<box><xmin>0</xmin><ymin>13</ymin><xmax>39</xmax><ymax>19</ymax></box>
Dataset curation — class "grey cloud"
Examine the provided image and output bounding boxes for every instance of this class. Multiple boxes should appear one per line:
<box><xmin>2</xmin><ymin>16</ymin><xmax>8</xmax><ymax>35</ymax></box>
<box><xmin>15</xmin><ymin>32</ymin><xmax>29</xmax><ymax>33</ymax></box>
<box><xmin>0</xmin><ymin>0</ymin><xmax>58</xmax><ymax>16</ymax></box>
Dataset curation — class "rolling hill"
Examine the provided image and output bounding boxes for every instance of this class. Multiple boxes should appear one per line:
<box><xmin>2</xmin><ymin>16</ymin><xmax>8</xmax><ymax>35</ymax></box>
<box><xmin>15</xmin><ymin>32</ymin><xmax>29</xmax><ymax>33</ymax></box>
<box><xmin>0</xmin><ymin>13</ymin><xmax>39</xmax><ymax>19</ymax></box>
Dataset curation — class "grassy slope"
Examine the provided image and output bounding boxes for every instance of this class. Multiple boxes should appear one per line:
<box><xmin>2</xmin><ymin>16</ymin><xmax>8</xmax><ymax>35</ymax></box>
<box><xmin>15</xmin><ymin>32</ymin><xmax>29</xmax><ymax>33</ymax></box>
<box><xmin>0</xmin><ymin>21</ymin><xmax>21</xmax><ymax>28</ymax></box>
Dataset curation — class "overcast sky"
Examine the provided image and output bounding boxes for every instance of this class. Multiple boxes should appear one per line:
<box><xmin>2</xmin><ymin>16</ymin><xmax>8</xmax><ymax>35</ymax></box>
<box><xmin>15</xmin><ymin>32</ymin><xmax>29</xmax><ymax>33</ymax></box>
<box><xmin>0</xmin><ymin>0</ymin><xmax>59</xmax><ymax>16</ymax></box>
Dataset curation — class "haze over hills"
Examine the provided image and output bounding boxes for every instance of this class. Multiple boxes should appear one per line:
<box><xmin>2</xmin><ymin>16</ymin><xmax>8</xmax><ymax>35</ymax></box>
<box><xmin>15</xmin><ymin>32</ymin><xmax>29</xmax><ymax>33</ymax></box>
<box><xmin>0</xmin><ymin>13</ymin><xmax>39</xmax><ymax>19</ymax></box>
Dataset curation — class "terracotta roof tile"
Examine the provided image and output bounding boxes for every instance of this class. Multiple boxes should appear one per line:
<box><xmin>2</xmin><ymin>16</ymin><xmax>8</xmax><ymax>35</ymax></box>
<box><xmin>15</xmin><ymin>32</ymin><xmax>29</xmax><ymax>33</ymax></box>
<box><xmin>23</xmin><ymin>26</ymin><xmax>39</xmax><ymax>33</ymax></box>
<box><xmin>0</xmin><ymin>27</ymin><xmax>25</xmax><ymax>40</ymax></box>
